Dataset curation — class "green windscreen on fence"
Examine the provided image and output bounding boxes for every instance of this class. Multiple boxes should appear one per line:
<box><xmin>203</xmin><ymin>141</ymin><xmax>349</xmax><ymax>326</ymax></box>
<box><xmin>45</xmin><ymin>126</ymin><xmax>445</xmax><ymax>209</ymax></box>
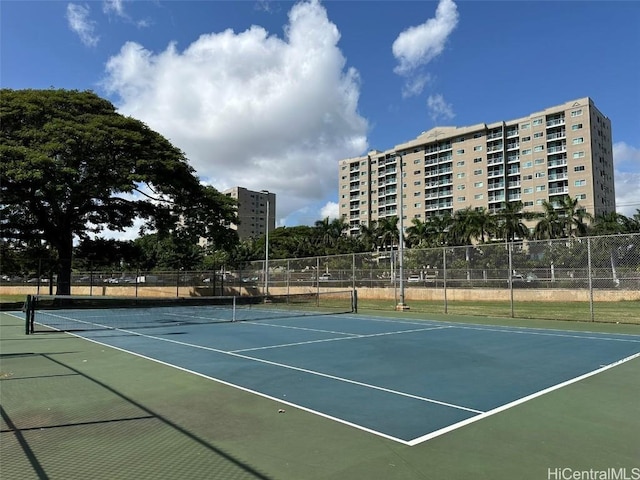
<box><xmin>25</xmin><ymin>290</ymin><xmax>357</xmax><ymax>333</ymax></box>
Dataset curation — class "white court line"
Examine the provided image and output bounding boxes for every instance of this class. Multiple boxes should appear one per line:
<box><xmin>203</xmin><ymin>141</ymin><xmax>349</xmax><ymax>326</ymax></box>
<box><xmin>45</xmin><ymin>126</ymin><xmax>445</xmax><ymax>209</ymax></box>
<box><xmin>232</xmin><ymin>325</ymin><xmax>452</xmax><ymax>353</ymax></box>
<box><xmin>111</xmin><ymin>326</ymin><xmax>483</xmax><ymax>414</ymax></box>
<box><xmin>406</xmin><ymin>350</ymin><xmax>640</xmax><ymax>446</ymax></box>
<box><xmin>16</xmin><ymin>310</ymin><xmax>640</xmax><ymax>446</ymax></box>
<box><xmin>340</xmin><ymin>313</ymin><xmax>640</xmax><ymax>343</ymax></box>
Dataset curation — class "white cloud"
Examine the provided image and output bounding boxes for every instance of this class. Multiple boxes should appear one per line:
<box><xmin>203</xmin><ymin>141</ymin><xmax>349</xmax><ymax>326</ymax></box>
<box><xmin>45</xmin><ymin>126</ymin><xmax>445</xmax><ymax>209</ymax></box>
<box><xmin>66</xmin><ymin>3</ymin><xmax>99</xmax><ymax>47</ymax></box>
<box><xmin>103</xmin><ymin>0</ymin><xmax>368</xmax><ymax>225</ymax></box>
<box><xmin>427</xmin><ymin>93</ymin><xmax>455</xmax><ymax>123</ymax></box>
<box><xmin>103</xmin><ymin>0</ymin><xmax>125</xmax><ymax>17</ymax></box>
<box><xmin>613</xmin><ymin>142</ymin><xmax>640</xmax><ymax>216</ymax></box>
<box><xmin>319</xmin><ymin>201</ymin><xmax>339</xmax><ymax>220</ymax></box>
<box><xmin>392</xmin><ymin>0</ymin><xmax>458</xmax><ymax>81</ymax></box>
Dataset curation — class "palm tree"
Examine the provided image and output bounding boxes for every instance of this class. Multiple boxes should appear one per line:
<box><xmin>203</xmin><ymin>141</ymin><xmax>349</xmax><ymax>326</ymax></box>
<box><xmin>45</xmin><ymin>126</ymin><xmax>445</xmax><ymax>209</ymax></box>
<box><xmin>449</xmin><ymin>207</ymin><xmax>494</xmax><ymax>246</ymax></box>
<box><xmin>313</xmin><ymin>217</ymin><xmax>348</xmax><ymax>252</ymax></box>
<box><xmin>358</xmin><ymin>220</ymin><xmax>379</xmax><ymax>251</ymax></box>
<box><xmin>590</xmin><ymin>211</ymin><xmax>629</xmax><ymax>235</ymax></box>
<box><xmin>496</xmin><ymin>201</ymin><xmax>531</xmax><ymax>242</ymax></box>
<box><xmin>405</xmin><ymin>218</ymin><xmax>429</xmax><ymax>248</ymax></box>
<box><xmin>425</xmin><ymin>212</ymin><xmax>453</xmax><ymax>246</ymax></box>
<box><xmin>377</xmin><ymin>216</ymin><xmax>400</xmax><ymax>252</ymax></box>
<box><xmin>559</xmin><ymin>196</ymin><xmax>592</xmax><ymax>238</ymax></box>
<box><xmin>532</xmin><ymin>201</ymin><xmax>563</xmax><ymax>240</ymax></box>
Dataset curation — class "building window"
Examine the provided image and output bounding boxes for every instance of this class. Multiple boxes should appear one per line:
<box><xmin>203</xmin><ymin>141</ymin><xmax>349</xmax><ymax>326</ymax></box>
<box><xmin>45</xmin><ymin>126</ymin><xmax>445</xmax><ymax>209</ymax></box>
<box><xmin>474</xmin><ymin>181</ymin><xmax>484</xmax><ymax>188</ymax></box>
<box><xmin>414</xmin><ymin>159</ymin><xmax>421</xmax><ymax>164</ymax></box>
<box><xmin>572</xmin><ymin>123</ymin><xmax>583</xmax><ymax>130</ymax></box>
<box><xmin>571</xmin><ymin>109</ymin><xmax>583</xmax><ymax>117</ymax></box>
<box><xmin>533</xmin><ymin>118</ymin><xmax>543</xmax><ymax>126</ymax></box>
<box><xmin>521</xmin><ymin>122</ymin><xmax>530</xmax><ymax>129</ymax></box>
<box><xmin>535</xmin><ymin>185</ymin><xmax>546</xmax><ymax>192</ymax></box>
<box><xmin>456</xmin><ymin>161</ymin><xmax>465</xmax><ymax>166</ymax></box>
<box><xmin>474</xmin><ymin>169</ymin><xmax>483</xmax><ymax>175</ymax></box>
<box><xmin>536</xmin><ymin>199</ymin><xmax>544</xmax><ymax>205</ymax></box>
<box><xmin>414</xmin><ymin>181</ymin><xmax>421</xmax><ymax>186</ymax></box>
<box><xmin>573</xmin><ymin>151</ymin><xmax>585</xmax><ymax>159</ymax></box>
<box><xmin>524</xmin><ymin>201</ymin><xmax>534</xmax><ymax>207</ymax></box>
<box><xmin>523</xmin><ymin>174</ymin><xmax>533</xmax><ymax>181</ymax></box>
<box><xmin>474</xmin><ymin>145</ymin><xmax>483</xmax><ymax>151</ymax></box>
<box><xmin>523</xmin><ymin>188</ymin><xmax>533</xmax><ymax>194</ymax></box>
<box><xmin>576</xmin><ymin>194</ymin><xmax>587</xmax><ymax>200</ymax></box>
<box><xmin>572</xmin><ymin>137</ymin><xmax>584</xmax><ymax>145</ymax></box>
<box><xmin>473</xmin><ymin>157</ymin><xmax>482</xmax><ymax>163</ymax></box>
<box><xmin>535</xmin><ymin>172</ymin><xmax>545</xmax><ymax>178</ymax></box>
<box><xmin>474</xmin><ymin>193</ymin><xmax>484</xmax><ymax>200</ymax></box>
<box><xmin>456</xmin><ymin>149</ymin><xmax>465</xmax><ymax>155</ymax></box>
<box><xmin>523</xmin><ymin>161</ymin><xmax>533</xmax><ymax>168</ymax></box>
<box><xmin>521</xmin><ymin>136</ymin><xmax>531</xmax><ymax>142</ymax></box>
<box><xmin>457</xmin><ymin>172</ymin><xmax>466</xmax><ymax>178</ymax></box>
<box><xmin>534</xmin><ymin>145</ymin><xmax>544</xmax><ymax>152</ymax></box>
<box><xmin>522</xmin><ymin>149</ymin><xmax>532</xmax><ymax>155</ymax></box>
<box><xmin>457</xmin><ymin>184</ymin><xmax>466</xmax><ymax>190</ymax></box>
<box><xmin>413</xmin><ymin>170</ymin><xmax>421</xmax><ymax>175</ymax></box>
<box><xmin>534</xmin><ymin>158</ymin><xmax>545</xmax><ymax>165</ymax></box>
<box><xmin>414</xmin><ymin>203</ymin><xmax>421</xmax><ymax>208</ymax></box>
<box><xmin>457</xmin><ymin>196</ymin><xmax>466</xmax><ymax>202</ymax></box>
<box><xmin>534</xmin><ymin>132</ymin><xmax>544</xmax><ymax>138</ymax></box>
<box><xmin>574</xmin><ymin>165</ymin><xmax>585</xmax><ymax>172</ymax></box>
<box><xmin>574</xmin><ymin>179</ymin><xmax>586</xmax><ymax>187</ymax></box>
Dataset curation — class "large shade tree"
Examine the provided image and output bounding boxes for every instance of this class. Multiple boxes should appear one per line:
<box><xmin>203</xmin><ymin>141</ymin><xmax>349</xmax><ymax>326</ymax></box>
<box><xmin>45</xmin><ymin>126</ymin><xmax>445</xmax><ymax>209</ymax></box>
<box><xmin>1</xmin><ymin>89</ymin><xmax>237</xmax><ymax>294</ymax></box>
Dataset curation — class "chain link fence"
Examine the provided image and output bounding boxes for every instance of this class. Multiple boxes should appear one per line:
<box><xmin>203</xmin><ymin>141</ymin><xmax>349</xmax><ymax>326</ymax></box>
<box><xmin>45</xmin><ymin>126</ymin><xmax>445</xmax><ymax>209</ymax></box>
<box><xmin>2</xmin><ymin>234</ymin><xmax>638</xmax><ymax>324</ymax></box>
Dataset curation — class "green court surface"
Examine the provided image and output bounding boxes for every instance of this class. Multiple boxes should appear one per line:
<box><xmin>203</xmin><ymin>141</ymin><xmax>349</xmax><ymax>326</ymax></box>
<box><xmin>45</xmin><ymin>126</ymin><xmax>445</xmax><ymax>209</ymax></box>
<box><xmin>1</xmin><ymin>310</ymin><xmax>639</xmax><ymax>480</ymax></box>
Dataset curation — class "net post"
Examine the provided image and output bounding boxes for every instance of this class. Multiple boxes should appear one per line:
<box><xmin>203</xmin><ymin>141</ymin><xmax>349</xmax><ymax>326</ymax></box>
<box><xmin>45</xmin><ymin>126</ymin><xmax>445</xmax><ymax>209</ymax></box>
<box><xmin>352</xmin><ymin>289</ymin><xmax>358</xmax><ymax>314</ymax></box>
<box><xmin>232</xmin><ymin>295</ymin><xmax>236</xmax><ymax>322</ymax></box>
<box><xmin>24</xmin><ymin>295</ymin><xmax>33</xmax><ymax>334</ymax></box>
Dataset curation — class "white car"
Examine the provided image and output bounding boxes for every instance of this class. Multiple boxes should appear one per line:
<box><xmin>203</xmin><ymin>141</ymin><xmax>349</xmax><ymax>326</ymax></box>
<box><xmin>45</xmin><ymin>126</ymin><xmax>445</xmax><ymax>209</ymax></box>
<box><xmin>407</xmin><ymin>274</ymin><xmax>422</xmax><ymax>283</ymax></box>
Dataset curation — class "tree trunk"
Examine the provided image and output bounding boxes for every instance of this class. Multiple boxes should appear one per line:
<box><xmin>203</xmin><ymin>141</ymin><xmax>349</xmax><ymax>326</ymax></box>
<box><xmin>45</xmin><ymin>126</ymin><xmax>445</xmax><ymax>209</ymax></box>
<box><xmin>55</xmin><ymin>235</ymin><xmax>74</xmax><ymax>296</ymax></box>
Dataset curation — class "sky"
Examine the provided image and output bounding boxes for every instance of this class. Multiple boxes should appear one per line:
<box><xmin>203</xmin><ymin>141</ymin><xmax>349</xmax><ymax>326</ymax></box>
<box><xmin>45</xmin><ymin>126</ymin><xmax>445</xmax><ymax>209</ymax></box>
<box><xmin>2</xmin><ymin>0</ymin><xmax>639</xmax><ymax>238</ymax></box>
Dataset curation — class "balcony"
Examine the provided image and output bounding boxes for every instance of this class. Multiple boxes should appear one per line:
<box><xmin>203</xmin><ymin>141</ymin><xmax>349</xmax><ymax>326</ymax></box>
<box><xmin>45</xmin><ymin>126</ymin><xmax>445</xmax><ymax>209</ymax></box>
<box><xmin>547</xmin><ymin>130</ymin><xmax>566</xmax><ymax>140</ymax></box>
<box><xmin>548</xmin><ymin>158</ymin><xmax>567</xmax><ymax>167</ymax></box>
<box><xmin>547</xmin><ymin>173</ymin><xmax>568</xmax><ymax>181</ymax></box>
<box><xmin>488</xmin><ymin>181</ymin><xmax>505</xmax><ymax>190</ymax></box>
<box><xmin>549</xmin><ymin>186</ymin><xmax>569</xmax><ymax>195</ymax></box>
<box><xmin>487</xmin><ymin>131</ymin><xmax>503</xmax><ymax>140</ymax></box>
<box><xmin>487</xmin><ymin>144</ymin><xmax>504</xmax><ymax>152</ymax></box>
<box><xmin>547</xmin><ymin>144</ymin><xmax>566</xmax><ymax>154</ymax></box>
<box><xmin>546</xmin><ymin>117</ymin><xmax>565</xmax><ymax>127</ymax></box>
<box><xmin>507</xmin><ymin>167</ymin><xmax>520</xmax><ymax>175</ymax></box>
<box><xmin>488</xmin><ymin>169</ymin><xmax>504</xmax><ymax>178</ymax></box>
<box><xmin>506</xmin><ymin>142</ymin><xmax>520</xmax><ymax>150</ymax></box>
<box><xmin>508</xmin><ymin>180</ymin><xmax>521</xmax><ymax>188</ymax></box>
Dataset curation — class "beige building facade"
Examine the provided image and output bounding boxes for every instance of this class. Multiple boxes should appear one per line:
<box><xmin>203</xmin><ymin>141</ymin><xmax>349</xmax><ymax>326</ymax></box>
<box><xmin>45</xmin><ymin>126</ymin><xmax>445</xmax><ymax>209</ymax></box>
<box><xmin>223</xmin><ymin>187</ymin><xmax>276</xmax><ymax>240</ymax></box>
<box><xmin>339</xmin><ymin>97</ymin><xmax>615</xmax><ymax>236</ymax></box>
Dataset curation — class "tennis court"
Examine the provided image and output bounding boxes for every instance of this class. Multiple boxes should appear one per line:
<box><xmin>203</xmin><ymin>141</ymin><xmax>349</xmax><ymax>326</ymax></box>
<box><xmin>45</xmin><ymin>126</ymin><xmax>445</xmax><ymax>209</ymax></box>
<box><xmin>20</xmin><ymin>292</ymin><xmax>640</xmax><ymax>446</ymax></box>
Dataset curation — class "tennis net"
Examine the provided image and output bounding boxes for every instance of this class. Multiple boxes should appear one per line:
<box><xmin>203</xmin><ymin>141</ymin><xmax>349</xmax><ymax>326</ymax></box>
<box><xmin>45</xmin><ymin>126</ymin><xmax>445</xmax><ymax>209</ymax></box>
<box><xmin>25</xmin><ymin>290</ymin><xmax>357</xmax><ymax>334</ymax></box>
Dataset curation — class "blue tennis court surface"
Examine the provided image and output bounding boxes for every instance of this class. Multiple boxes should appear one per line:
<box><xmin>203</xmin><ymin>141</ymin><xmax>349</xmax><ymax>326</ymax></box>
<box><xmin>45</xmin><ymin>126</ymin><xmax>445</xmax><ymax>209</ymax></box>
<box><xmin>33</xmin><ymin>312</ymin><xmax>640</xmax><ymax>445</ymax></box>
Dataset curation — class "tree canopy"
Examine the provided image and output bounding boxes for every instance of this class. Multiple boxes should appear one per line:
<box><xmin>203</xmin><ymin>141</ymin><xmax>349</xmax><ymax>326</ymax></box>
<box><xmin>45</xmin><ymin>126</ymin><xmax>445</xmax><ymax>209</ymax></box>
<box><xmin>0</xmin><ymin>89</ymin><xmax>237</xmax><ymax>293</ymax></box>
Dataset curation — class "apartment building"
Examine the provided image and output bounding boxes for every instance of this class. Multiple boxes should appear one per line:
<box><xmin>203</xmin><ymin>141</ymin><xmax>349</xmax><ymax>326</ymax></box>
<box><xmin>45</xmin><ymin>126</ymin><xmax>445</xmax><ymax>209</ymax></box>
<box><xmin>223</xmin><ymin>187</ymin><xmax>276</xmax><ymax>240</ymax></box>
<box><xmin>338</xmin><ymin>97</ymin><xmax>615</xmax><ymax>236</ymax></box>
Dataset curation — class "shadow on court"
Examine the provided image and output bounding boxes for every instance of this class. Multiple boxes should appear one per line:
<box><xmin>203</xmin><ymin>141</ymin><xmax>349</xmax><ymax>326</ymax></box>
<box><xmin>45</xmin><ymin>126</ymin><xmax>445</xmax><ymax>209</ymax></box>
<box><xmin>1</xmin><ymin>340</ymin><xmax>274</xmax><ymax>479</ymax></box>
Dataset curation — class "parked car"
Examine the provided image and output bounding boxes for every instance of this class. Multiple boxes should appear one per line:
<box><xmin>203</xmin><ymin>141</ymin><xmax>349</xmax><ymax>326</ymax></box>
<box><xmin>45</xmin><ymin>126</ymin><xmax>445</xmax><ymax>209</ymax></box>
<box><xmin>407</xmin><ymin>274</ymin><xmax>422</xmax><ymax>283</ymax></box>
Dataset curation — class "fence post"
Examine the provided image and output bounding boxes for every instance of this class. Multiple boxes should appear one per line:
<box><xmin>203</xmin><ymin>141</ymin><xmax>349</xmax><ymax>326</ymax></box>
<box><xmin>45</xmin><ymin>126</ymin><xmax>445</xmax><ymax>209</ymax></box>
<box><xmin>508</xmin><ymin>242</ymin><xmax>514</xmax><ymax>318</ymax></box>
<box><xmin>587</xmin><ymin>237</ymin><xmax>594</xmax><ymax>322</ymax></box>
<box><xmin>443</xmin><ymin>247</ymin><xmax>448</xmax><ymax>314</ymax></box>
<box><xmin>352</xmin><ymin>253</ymin><xmax>356</xmax><ymax>292</ymax></box>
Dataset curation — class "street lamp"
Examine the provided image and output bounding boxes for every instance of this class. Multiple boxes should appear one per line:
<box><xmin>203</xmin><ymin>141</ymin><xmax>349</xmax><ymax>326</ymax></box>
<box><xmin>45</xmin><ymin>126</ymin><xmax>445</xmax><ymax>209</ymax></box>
<box><xmin>261</xmin><ymin>190</ymin><xmax>270</xmax><ymax>296</ymax></box>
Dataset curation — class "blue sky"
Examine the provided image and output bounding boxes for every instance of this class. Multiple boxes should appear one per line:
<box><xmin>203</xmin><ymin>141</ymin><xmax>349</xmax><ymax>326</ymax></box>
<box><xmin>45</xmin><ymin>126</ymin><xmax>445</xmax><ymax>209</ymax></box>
<box><xmin>2</xmin><ymin>0</ymin><xmax>639</xmax><ymax>235</ymax></box>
